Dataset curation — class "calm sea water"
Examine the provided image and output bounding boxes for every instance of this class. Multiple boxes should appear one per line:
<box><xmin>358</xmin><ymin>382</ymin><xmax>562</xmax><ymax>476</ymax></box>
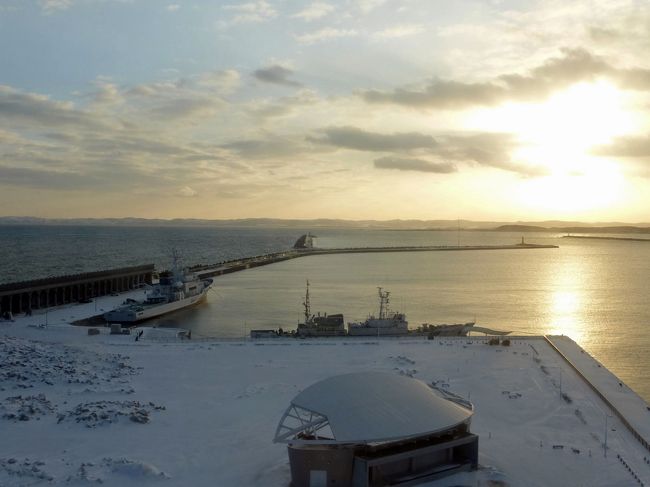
<box><xmin>1</xmin><ymin>225</ymin><xmax>649</xmax><ymax>400</ymax></box>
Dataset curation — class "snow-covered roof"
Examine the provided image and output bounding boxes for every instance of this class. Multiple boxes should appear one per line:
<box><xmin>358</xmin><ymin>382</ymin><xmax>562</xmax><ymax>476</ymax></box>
<box><xmin>275</xmin><ymin>371</ymin><xmax>473</xmax><ymax>444</ymax></box>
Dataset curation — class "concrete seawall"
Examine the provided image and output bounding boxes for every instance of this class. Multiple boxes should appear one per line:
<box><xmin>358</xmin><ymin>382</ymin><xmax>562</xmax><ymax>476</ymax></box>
<box><xmin>544</xmin><ymin>335</ymin><xmax>650</xmax><ymax>453</ymax></box>
<box><xmin>195</xmin><ymin>243</ymin><xmax>558</xmax><ymax>279</ymax></box>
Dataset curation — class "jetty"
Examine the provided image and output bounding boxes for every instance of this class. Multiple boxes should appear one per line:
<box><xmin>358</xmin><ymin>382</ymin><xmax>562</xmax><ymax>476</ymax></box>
<box><xmin>191</xmin><ymin>236</ymin><xmax>558</xmax><ymax>280</ymax></box>
<box><xmin>563</xmin><ymin>235</ymin><xmax>650</xmax><ymax>243</ymax></box>
<box><xmin>0</xmin><ymin>236</ymin><xmax>557</xmax><ymax>316</ymax></box>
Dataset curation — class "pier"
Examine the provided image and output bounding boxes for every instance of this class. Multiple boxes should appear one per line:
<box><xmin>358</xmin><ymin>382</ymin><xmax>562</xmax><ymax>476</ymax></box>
<box><xmin>1</xmin><ymin>238</ymin><xmax>557</xmax><ymax>315</ymax></box>
<box><xmin>192</xmin><ymin>241</ymin><xmax>558</xmax><ymax>279</ymax></box>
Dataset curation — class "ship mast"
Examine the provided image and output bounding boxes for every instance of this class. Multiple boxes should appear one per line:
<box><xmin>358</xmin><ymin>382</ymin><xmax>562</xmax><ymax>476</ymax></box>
<box><xmin>377</xmin><ymin>287</ymin><xmax>390</xmax><ymax>320</ymax></box>
<box><xmin>171</xmin><ymin>248</ymin><xmax>183</xmax><ymax>280</ymax></box>
<box><xmin>303</xmin><ymin>279</ymin><xmax>311</xmax><ymax>324</ymax></box>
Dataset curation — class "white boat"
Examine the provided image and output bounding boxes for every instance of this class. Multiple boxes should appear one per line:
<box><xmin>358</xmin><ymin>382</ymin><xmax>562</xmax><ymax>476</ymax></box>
<box><xmin>104</xmin><ymin>251</ymin><xmax>213</xmax><ymax>323</ymax></box>
<box><xmin>347</xmin><ymin>288</ymin><xmax>409</xmax><ymax>336</ymax></box>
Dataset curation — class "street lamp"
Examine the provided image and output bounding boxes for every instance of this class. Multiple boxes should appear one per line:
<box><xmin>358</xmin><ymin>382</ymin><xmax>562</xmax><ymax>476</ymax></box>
<box><xmin>603</xmin><ymin>413</ymin><xmax>611</xmax><ymax>458</ymax></box>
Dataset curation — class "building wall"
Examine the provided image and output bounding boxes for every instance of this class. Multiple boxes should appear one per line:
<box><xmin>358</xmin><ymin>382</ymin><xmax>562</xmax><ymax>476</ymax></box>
<box><xmin>287</xmin><ymin>433</ymin><xmax>479</xmax><ymax>487</ymax></box>
<box><xmin>0</xmin><ymin>265</ymin><xmax>154</xmax><ymax>315</ymax></box>
<box><xmin>288</xmin><ymin>445</ymin><xmax>356</xmax><ymax>487</ymax></box>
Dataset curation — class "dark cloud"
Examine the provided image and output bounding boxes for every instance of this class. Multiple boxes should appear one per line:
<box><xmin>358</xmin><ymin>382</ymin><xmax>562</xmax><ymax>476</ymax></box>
<box><xmin>249</xmin><ymin>89</ymin><xmax>318</xmax><ymax>120</ymax></box>
<box><xmin>308</xmin><ymin>126</ymin><xmax>438</xmax><ymax>151</ymax></box>
<box><xmin>81</xmin><ymin>134</ymin><xmax>191</xmax><ymax>157</ymax></box>
<box><xmin>149</xmin><ymin>97</ymin><xmax>223</xmax><ymax>120</ymax></box>
<box><xmin>0</xmin><ymin>86</ymin><xmax>103</xmax><ymax>129</ymax></box>
<box><xmin>309</xmin><ymin>126</ymin><xmax>542</xmax><ymax>177</ymax></box>
<box><xmin>588</xmin><ymin>26</ymin><xmax>623</xmax><ymax>44</ymax></box>
<box><xmin>253</xmin><ymin>65</ymin><xmax>301</xmax><ymax>87</ymax></box>
<box><xmin>222</xmin><ymin>136</ymin><xmax>304</xmax><ymax>159</ymax></box>
<box><xmin>436</xmin><ymin>133</ymin><xmax>547</xmax><ymax>177</ymax></box>
<box><xmin>0</xmin><ymin>166</ymin><xmax>103</xmax><ymax>190</ymax></box>
<box><xmin>437</xmin><ymin>133</ymin><xmax>516</xmax><ymax>166</ymax></box>
<box><xmin>361</xmin><ymin>48</ymin><xmax>650</xmax><ymax>109</ymax></box>
<box><xmin>374</xmin><ymin>156</ymin><xmax>457</xmax><ymax>173</ymax></box>
<box><xmin>592</xmin><ymin>135</ymin><xmax>650</xmax><ymax>158</ymax></box>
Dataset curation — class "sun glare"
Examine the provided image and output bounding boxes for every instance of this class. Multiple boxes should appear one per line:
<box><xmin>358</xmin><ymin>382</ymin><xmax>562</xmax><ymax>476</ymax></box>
<box><xmin>467</xmin><ymin>81</ymin><xmax>638</xmax><ymax>214</ymax></box>
<box><xmin>515</xmin><ymin>161</ymin><xmax>626</xmax><ymax>214</ymax></box>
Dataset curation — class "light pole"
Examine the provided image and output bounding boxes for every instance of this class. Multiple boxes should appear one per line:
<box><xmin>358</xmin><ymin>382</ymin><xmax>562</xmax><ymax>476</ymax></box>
<box><xmin>604</xmin><ymin>413</ymin><xmax>612</xmax><ymax>457</ymax></box>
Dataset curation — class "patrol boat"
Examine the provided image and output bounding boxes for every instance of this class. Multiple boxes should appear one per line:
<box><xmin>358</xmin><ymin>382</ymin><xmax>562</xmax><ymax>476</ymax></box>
<box><xmin>347</xmin><ymin>287</ymin><xmax>409</xmax><ymax>336</ymax></box>
<box><xmin>104</xmin><ymin>251</ymin><xmax>213</xmax><ymax>323</ymax></box>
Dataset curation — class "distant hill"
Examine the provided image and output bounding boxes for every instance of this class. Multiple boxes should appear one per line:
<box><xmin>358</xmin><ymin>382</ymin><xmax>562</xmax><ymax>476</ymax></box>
<box><xmin>495</xmin><ymin>225</ymin><xmax>650</xmax><ymax>234</ymax></box>
<box><xmin>1</xmin><ymin>216</ymin><xmax>649</xmax><ymax>232</ymax></box>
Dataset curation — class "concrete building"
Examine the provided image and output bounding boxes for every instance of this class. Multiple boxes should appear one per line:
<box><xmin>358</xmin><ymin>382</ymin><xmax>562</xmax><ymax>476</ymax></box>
<box><xmin>0</xmin><ymin>265</ymin><xmax>154</xmax><ymax>316</ymax></box>
<box><xmin>274</xmin><ymin>371</ymin><xmax>478</xmax><ymax>487</ymax></box>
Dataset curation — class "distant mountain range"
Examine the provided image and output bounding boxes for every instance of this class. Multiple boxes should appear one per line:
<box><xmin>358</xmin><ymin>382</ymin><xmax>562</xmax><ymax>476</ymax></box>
<box><xmin>1</xmin><ymin>216</ymin><xmax>649</xmax><ymax>233</ymax></box>
<box><xmin>494</xmin><ymin>225</ymin><xmax>650</xmax><ymax>234</ymax></box>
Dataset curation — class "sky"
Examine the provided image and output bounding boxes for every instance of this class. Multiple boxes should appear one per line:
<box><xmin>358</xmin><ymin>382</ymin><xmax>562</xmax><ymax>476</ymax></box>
<box><xmin>1</xmin><ymin>0</ymin><xmax>650</xmax><ymax>222</ymax></box>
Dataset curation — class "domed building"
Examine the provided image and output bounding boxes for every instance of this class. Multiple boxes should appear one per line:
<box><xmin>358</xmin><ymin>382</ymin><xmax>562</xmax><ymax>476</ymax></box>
<box><xmin>274</xmin><ymin>371</ymin><xmax>478</xmax><ymax>487</ymax></box>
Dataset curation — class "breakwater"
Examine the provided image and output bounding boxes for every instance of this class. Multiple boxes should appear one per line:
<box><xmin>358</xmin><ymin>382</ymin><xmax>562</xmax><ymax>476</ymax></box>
<box><xmin>1</xmin><ymin>241</ymin><xmax>557</xmax><ymax>315</ymax></box>
<box><xmin>193</xmin><ymin>242</ymin><xmax>558</xmax><ymax>279</ymax></box>
<box><xmin>563</xmin><ymin>235</ymin><xmax>650</xmax><ymax>243</ymax></box>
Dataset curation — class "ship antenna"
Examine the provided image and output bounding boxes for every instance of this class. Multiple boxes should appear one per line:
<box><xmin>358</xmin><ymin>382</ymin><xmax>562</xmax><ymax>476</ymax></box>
<box><xmin>303</xmin><ymin>279</ymin><xmax>311</xmax><ymax>324</ymax></box>
<box><xmin>171</xmin><ymin>248</ymin><xmax>179</xmax><ymax>273</ymax></box>
<box><xmin>377</xmin><ymin>287</ymin><xmax>390</xmax><ymax>320</ymax></box>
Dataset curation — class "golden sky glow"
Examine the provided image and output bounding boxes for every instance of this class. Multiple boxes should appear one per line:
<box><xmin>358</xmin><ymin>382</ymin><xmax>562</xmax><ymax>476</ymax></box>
<box><xmin>1</xmin><ymin>1</ymin><xmax>650</xmax><ymax>221</ymax></box>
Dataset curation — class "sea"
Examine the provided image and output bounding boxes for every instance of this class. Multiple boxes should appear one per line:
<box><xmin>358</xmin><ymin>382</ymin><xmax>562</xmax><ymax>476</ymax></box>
<box><xmin>1</xmin><ymin>224</ymin><xmax>649</xmax><ymax>401</ymax></box>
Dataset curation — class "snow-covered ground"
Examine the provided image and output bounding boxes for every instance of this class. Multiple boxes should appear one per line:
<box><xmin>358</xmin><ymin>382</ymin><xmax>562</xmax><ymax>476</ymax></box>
<box><xmin>2</xmin><ymin>301</ymin><xmax>650</xmax><ymax>486</ymax></box>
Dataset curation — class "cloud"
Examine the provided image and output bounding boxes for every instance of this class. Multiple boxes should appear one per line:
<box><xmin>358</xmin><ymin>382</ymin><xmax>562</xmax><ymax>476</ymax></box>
<box><xmin>222</xmin><ymin>136</ymin><xmax>305</xmax><ymax>159</ymax></box>
<box><xmin>0</xmin><ymin>85</ymin><xmax>104</xmax><ymax>129</ymax></box>
<box><xmin>253</xmin><ymin>65</ymin><xmax>301</xmax><ymax>87</ymax></box>
<box><xmin>374</xmin><ymin>156</ymin><xmax>457</xmax><ymax>173</ymax></box>
<box><xmin>91</xmin><ymin>80</ymin><xmax>123</xmax><ymax>107</ymax></box>
<box><xmin>292</xmin><ymin>2</ymin><xmax>334</xmax><ymax>21</ymax></box>
<box><xmin>361</xmin><ymin>48</ymin><xmax>650</xmax><ymax>109</ymax></box>
<box><xmin>40</xmin><ymin>0</ymin><xmax>73</xmax><ymax>13</ymax></box>
<box><xmin>587</xmin><ymin>10</ymin><xmax>650</xmax><ymax>51</ymax></box>
<box><xmin>178</xmin><ymin>186</ymin><xmax>198</xmax><ymax>197</ymax></box>
<box><xmin>0</xmin><ymin>165</ymin><xmax>99</xmax><ymax>190</ymax></box>
<box><xmin>592</xmin><ymin>135</ymin><xmax>650</xmax><ymax>158</ymax></box>
<box><xmin>149</xmin><ymin>97</ymin><xmax>223</xmax><ymax>120</ymax></box>
<box><xmin>223</xmin><ymin>1</ymin><xmax>277</xmax><ymax>24</ymax></box>
<box><xmin>308</xmin><ymin>126</ymin><xmax>542</xmax><ymax>177</ymax></box>
<box><xmin>122</xmin><ymin>76</ymin><xmax>229</xmax><ymax>120</ymax></box>
<box><xmin>440</xmin><ymin>133</ymin><xmax>548</xmax><ymax>177</ymax></box>
<box><xmin>197</xmin><ymin>69</ymin><xmax>241</xmax><ymax>94</ymax></box>
<box><xmin>308</xmin><ymin>126</ymin><xmax>437</xmax><ymax>151</ymax></box>
<box><xmin>374</xmin><ymin>24</ymin><xmax>424</xmax><ymax>39</ymax></box>
<box><xmin>248</xmin><ymin>89</ymin><xmax>318</xmax><ymax>119</ymax></box>
<box><xmin>356</xmin><ymin>0</ymin><xmax>386</xmax><ymax>13</ymax></box>
<box><xmin>295</xmin><ymin>27</ymin><xmax>358</xmax><ymax>45</ymax></box>
<box><xmin>166</xmin><ymin>4</ymin><xmax>180</xmax><ymax>12</ymax></box>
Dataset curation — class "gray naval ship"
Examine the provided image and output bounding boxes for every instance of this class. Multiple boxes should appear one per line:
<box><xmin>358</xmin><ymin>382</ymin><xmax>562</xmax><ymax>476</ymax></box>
<box><xmin>104</xmin><ymin>251</ymin><xmax>213</xmax><ymax>323</ymax></box>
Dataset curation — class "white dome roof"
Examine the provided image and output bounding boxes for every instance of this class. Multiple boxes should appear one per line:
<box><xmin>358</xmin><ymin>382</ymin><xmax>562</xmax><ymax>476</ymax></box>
<box><xmin>280</xmin><ymin>371</ymin><xmax>473</xmax><ymax>444</ymax></box>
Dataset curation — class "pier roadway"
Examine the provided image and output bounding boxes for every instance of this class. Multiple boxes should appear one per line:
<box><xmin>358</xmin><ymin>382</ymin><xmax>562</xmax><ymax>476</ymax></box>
<box><xmin>545</xmin><ymin>335</ymin><xmax>650</xmax><ymax>454</ymax></box>
<box><xmin>194</xmin><ymin>243</ymin><xmax>558</xmax><ymax>280</ymax></box>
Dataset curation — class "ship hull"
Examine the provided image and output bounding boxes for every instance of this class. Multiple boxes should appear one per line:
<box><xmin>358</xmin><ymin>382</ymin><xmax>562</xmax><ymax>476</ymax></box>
<box><xmin>347</xmin><ymin>327</ymin><xmax>409</xmax><ymax>336</ymax></box>
<box><xmin>104</xmin><ymin>287</ymin><xmax>209</xmax><ymax>323</ymax></box>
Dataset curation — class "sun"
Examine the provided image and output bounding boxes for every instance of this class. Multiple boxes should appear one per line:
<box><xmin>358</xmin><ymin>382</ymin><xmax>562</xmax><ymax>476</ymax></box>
<box><xmin>466</xmin><ymin>80</ymin><xmax>639</xmax><ymax>214</ymax></box>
